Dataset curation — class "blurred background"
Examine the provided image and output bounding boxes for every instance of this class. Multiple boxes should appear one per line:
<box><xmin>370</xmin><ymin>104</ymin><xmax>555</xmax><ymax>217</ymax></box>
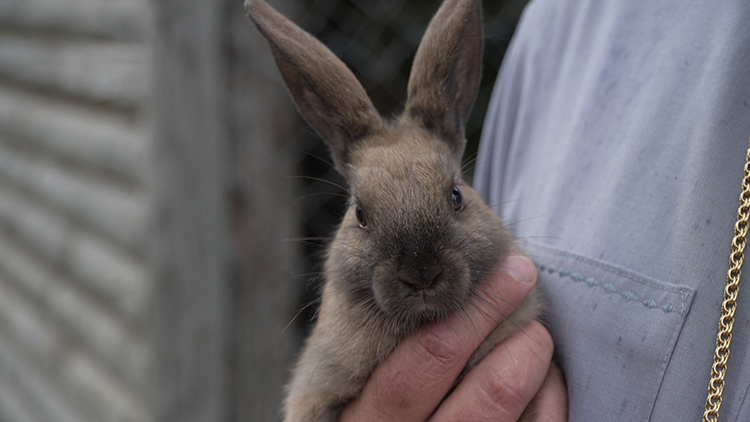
<box><xmin>0</xmin><ymin>0</ymin><xmax>527</xmax><ymax>421</ymax></box>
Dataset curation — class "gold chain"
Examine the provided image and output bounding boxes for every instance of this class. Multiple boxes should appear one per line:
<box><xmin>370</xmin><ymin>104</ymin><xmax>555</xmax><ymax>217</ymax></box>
<box><xmin>703</xmin><ymin>137</ymin><xmax>750</xmax><ymax>421</ymax></box>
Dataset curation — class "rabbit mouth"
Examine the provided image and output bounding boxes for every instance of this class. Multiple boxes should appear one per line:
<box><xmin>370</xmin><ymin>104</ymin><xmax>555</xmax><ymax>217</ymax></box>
<box><xmin>371</xmin><ymin>258</ymin><xmax>472</xmax><ymax>324</ymax></box>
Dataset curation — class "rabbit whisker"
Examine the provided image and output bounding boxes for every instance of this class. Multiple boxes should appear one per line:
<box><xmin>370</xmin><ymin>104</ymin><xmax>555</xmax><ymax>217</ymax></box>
<box><xmin>514</xmin><ymin>235</ymin><xmax>569</xmax><ymax>243</ymax></box>
<box><xmin>292</xmin><ymin>271</ymin><xmax>323</xmax><ymax>279</ymax></box>
<box><xmin>303</xmin><ymin>150</ymin><xmax>336</xmax><ymax>169</ymax></box>
<box><xmin>285</xmin><ymin>175</ymin><xmax>351</xmax><ymax>195</ymax></box>
<box><xmin>461</xmin><ymin>152</ymin><xmax>480</xmax><ymax>172</ymax></box>
<box><xmin>295</xmin><ymin>191</ymin><xmax>350</xmax><ymax>202</ymax></box>
<box><xmin>282</xmin><ymin>296</ymin><xmax>323</xmax><ymax>334</ymax></box>
<box><xmin>503</xmin><ymin>213</ymin><xmax>549</xmax><ymax>227</ymax></box>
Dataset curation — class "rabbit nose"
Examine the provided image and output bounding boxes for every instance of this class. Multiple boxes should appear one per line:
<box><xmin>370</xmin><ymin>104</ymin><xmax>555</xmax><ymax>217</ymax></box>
<box><xmin>399</xmin><ymin>269</ymin><xmax>444</xmax><ymax>291</ymax></box>
<box><xmin>397</xmin><ymin>250</ymin><xmax>444</xmax><ymax>291</ymax></box>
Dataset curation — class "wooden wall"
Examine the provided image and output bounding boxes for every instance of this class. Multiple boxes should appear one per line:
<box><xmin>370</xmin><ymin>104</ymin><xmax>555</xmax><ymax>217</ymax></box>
<box><xmin>0</xmin><ymin>0</ymin><xmax>302</xmax><ymax>420</ymax></box>
<box><xmin>0</xmin><ymin>0</ymin><xmax>152</xmax><ymax>421</ymax></box>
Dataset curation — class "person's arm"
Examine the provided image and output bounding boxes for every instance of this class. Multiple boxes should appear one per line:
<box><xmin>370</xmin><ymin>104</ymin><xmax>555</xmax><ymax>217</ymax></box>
<box><xmin>341</xmin><ymin>255</ymin><xmax>568</xmax><ymax>421</ymax></box>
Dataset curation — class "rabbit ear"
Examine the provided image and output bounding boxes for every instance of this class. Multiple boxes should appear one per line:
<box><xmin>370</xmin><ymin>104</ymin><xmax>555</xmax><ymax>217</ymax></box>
<box><xmin>245</xmin><ymin>0</ymin><xmax>383</xmax><ymax>176</ymax></box>
<box><xmin>404</xmin><ymin>0</ymin><xmax>483</xmax><ymax>161</ymax></box>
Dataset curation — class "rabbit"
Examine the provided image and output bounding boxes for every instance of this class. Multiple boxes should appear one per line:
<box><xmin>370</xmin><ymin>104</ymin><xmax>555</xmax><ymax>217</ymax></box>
<box><xmin>245</xmin><ymin>0</ymin><xmax>543</xmax><ymax>420</ymax></box>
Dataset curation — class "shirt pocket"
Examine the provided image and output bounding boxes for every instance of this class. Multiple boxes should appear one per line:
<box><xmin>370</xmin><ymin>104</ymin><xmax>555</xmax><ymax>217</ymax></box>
<box><xmin>522</xmin><ymin>241</ymin><xmax>696</xmax><ymax>422</ymax></box>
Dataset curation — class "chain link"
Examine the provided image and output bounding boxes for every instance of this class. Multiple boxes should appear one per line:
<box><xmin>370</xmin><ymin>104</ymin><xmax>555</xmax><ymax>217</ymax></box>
<box><xmin>703</xmin><ymin>137</ymin><xmax>750</xmax><ymax>421</ymax></box>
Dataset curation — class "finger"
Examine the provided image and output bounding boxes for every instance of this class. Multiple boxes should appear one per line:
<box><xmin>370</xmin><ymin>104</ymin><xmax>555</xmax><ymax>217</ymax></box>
<box><xmin>430</xmin><ymin>320</ymin><xmax>554</xmax><ymax>422</ymax></box>
<box><xmin>529</xmin><ymin>363</ymin><xmax>568</xmax><ymax>422</ymax></box>
<box><xmin>340</xmin><ymin>255</ymin><xmax>538</xmax><ymax>422</ymax></box>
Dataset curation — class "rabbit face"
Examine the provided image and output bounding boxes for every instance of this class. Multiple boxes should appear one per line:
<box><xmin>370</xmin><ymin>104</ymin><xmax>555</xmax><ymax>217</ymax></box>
<box><xmin>324</xmin><ymin>128</ymin><xmax>511</xmax><ymax>327</ymax></box>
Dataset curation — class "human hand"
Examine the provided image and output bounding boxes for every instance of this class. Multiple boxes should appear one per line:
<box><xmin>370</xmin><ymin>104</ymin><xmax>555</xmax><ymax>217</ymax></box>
<box><xmin>340</xmin><ymin>255</ymin><xmax>568</xmax><ymax>421</ymax></box>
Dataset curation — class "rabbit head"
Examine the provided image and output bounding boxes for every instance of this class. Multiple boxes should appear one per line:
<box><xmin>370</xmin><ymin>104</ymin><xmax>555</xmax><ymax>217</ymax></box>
<box><xmin>247</xmin><ymin>0</ymin><xmax>511</xmax><ymax>328</ymax></box>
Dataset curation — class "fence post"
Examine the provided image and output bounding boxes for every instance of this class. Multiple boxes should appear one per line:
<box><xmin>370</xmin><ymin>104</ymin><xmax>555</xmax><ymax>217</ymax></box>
<box><xmin>150</xmin><ymin>0</ymin><xmax>228</xmax><ymax>420</ymax></box>
<box><xmin>224</xmin><ymin>0</ymin><xmax>302</xmax><ymax>420</ymax></box>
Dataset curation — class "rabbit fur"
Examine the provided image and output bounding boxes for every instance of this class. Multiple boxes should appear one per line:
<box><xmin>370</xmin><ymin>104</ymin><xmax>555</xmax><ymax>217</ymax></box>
<box><xmin>245</xmin><ymin>0</ymin><xmax>543</xmax><ymax>420</ymax></box>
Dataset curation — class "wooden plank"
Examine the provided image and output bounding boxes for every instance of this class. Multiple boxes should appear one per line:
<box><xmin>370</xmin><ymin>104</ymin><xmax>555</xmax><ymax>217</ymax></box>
<box><xmin>0</xmin><ymin>0</ymin><xmax>149</xmax><ymax>42</ymax></box>
<box><xmin>0</xmin><ymin>271</ymin><xmax>148</xmax><ymax>422</ymax></box>
<box><xmin>67</xmin><ymin>231</ymin><xmax>150</xmax><ymax>320</ymax></box>
<box><xmin>0</xmin><ymin>35</ymin><xmax>148</xmax><ymax>107</ymax></box>
<box><xmin>0</xmin><ymin>183</ymin><xmax>68</xmax><ymax>262</ymax></box>
<box><xmin>0</xmin><ymin>229</ymin><xmax>150</xmax><ymax>389</ymax></box>
<box><xmin>0</xmin><ymin>375</ymin><xmax>41</xmax><ymax>422</ymax></box>
<box><xmin>0</xmin><ymin>139</ymin><xmax>149</xmax><ymax>249</ymax></box>
<box><xmin>0</xmin><ymin>183</ymin><xmax>149</xmax><ymax>323</ymax></box>
<box><xmin>60</xmin><ymin>353</ymin><xmax>150</xmax><ymax>422</ymax></box>
<box><xmin>0</xmin><ymin>274</ymin><xmax>63</xmax><ymax>368</ymax></box>
<box><xmin>150</xmin><ymin>0</ymin><xmax>227</xmax><ymax>420</ymax></box>
<box><xmin>0</xmin><ymin>83</ymin><xmax>148</xmax><ymax>180</ymax></box>
<box><xmin>0</xmin><ymin>329</ymin><xmax>89</xmax><ymax>422</ymax></box>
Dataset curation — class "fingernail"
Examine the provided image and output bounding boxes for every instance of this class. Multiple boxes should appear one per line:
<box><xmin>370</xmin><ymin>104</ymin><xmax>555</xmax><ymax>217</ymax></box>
<box><xmin>504</xmin><ymin>255</ymin><xmax>536</xmax><ymax>286</ymax></box>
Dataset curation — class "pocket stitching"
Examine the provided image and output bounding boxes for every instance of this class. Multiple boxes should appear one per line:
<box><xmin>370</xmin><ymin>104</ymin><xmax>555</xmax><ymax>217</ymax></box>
<box><xmin>537</xmin><ymin>261</ymin><xmax>690</xmax><ymax>316</ymax></box>
<box><xmin>524</xmin><ymin>240</ymin><xmax>695</xmax><ymax>296</ymax></box>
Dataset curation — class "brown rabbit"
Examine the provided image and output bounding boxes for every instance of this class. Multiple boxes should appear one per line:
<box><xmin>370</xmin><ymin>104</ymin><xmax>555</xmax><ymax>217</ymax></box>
<box><xmin>245</xmin><ymin>0</ymin><xmax>543</xmax><ymax>420</ymax></box>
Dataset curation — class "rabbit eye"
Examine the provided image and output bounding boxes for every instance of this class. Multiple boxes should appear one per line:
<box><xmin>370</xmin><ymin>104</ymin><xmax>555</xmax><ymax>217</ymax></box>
<box><xmin>355</xmin><ymin>206</ymin><xmax>367</xmax><ymax>228</ymax></box>
<box><xmin>452</xmin><ymin>186</ymin><xmax>464</xmax><ymax>211</ymax></box>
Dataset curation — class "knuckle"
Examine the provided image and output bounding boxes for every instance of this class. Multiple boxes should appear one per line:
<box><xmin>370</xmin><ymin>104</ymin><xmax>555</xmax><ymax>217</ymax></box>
<box><xmin>412</xmin><ymin>328</ymin><xmax>465</xmax><ymax>377</ymax></box>
<box><xmin>480</xmin><ymin>364</ymin><xmax>531</xmax><ymax>414</ymax></box>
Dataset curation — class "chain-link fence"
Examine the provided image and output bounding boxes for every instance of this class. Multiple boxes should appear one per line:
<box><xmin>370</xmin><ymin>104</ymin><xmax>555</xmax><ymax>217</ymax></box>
<box><xmin>284</xmin><ymin>0</ymin><xmax>530</xmax><ymax>337</ymax></box>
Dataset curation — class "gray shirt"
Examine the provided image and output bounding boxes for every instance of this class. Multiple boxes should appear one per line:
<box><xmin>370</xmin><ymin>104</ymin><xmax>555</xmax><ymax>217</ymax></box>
<box><xmin>475</xmin><ymin>0</ymin><xmax>750</xmax><ymax>420</ymax></box>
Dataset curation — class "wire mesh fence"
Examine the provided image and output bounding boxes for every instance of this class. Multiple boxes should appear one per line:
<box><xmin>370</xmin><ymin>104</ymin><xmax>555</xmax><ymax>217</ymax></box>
<box><xmin>285</xmin><ymin>0</ymin><xmax>530</xmax><ymax>337</ymax></box>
